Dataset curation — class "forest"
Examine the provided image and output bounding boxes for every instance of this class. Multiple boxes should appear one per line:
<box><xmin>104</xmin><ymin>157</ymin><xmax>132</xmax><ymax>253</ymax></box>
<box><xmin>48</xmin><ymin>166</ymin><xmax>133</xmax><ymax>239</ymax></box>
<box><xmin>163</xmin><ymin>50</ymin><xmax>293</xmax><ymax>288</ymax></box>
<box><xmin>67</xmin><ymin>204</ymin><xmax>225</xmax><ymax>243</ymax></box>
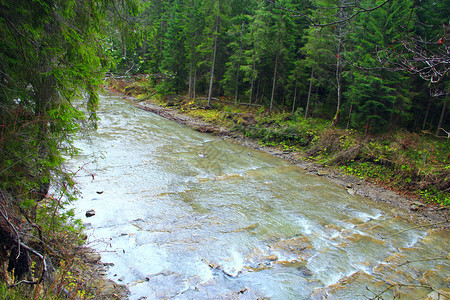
<box><xmin>108</xmin><ymin>0</ymin><xmax>449</xmax><ymax>205</ymax></box>
<box><xmin>0</xmin><ymin>0</ymin><xmax>448</xmax><ymax>298</ymax></box>
<box><xmin>111</xmin><ymin>0</ymin><xmax>449</xmax><ymax>135</ymax></box>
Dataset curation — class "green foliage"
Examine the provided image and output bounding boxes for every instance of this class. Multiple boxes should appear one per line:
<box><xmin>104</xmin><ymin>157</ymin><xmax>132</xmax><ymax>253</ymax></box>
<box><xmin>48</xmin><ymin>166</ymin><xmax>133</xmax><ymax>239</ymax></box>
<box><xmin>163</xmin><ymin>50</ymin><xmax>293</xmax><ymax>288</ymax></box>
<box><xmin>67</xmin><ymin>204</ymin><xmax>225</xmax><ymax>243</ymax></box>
<box><xmin>0</xmin><ymin>0</ymin><xmax>140</xmax><ymax>294</ymax></box>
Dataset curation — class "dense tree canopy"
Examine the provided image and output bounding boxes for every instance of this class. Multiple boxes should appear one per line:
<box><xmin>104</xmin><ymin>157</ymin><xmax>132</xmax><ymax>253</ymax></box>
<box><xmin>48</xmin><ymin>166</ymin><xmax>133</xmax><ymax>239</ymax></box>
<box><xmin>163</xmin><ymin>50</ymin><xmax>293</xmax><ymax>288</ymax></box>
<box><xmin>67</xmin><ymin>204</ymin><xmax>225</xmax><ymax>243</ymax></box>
<box><xmin>0</xmin><ymin>0</ymin><xmax>139</xmax><ymax>286</ymax></box>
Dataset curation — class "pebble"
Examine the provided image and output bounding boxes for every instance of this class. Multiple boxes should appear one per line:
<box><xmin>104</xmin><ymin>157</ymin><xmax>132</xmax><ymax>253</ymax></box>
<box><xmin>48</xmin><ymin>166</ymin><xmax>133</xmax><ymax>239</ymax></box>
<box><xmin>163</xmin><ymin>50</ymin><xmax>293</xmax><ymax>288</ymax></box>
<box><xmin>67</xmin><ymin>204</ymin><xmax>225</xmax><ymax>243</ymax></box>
<box><xmin>410</xmin><ymin>204</ymin><xmax>419</xmax><ymax>211</ymax></box>
<box><xmin>267</xmin><ymin>255</ymin><xmax>278</xmax><ymax>261</ymax></box>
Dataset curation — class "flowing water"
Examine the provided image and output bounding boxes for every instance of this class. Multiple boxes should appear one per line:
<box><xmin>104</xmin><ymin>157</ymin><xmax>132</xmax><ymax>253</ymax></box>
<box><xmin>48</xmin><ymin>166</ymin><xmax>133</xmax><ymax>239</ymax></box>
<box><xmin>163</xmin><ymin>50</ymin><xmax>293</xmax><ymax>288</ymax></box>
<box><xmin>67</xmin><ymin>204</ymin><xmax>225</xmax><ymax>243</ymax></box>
<box><xmin>69</xmin><ymin>93</ymin><xmax>449</xmax><ymax>299</ymax></box>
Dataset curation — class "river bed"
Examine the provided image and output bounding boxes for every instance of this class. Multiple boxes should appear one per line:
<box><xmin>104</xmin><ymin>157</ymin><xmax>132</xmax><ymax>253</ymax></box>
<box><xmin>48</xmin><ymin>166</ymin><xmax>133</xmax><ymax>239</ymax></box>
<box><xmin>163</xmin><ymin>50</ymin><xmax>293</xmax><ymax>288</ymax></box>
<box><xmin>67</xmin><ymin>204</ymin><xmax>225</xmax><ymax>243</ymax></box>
<box><xmin>68</xmin><ymin>93</ymin><xmax>449</xmax><ymax>299</ymax></box>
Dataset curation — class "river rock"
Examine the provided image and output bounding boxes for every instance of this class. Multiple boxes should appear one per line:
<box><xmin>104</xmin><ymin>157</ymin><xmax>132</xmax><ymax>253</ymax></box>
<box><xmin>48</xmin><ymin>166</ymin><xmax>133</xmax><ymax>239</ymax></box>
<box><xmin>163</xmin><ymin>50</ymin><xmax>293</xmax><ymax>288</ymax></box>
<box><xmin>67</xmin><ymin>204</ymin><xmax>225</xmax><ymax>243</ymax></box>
<box><xmin>84</xmin><ymin>252</ymin><xmax>101</xmax><ymax>264</ymax></box>
<box><xmin>347</xmin><ymin>188</ymin><xmax>356</xmax><ymax>195</ymax></box>
<box><xmin>86</xmin><ymin>209</ymin><xmax>96</xmax><ymax>217</ymax></box>
<box><xmin>410</xmin><ymin>204</ymin><xmax>419</xmax><ymax>211</ymax></box>
<box><xmin>267</xmin><ymin>255</ymin><xmax>278</xmax><ymax>261</ymax></box>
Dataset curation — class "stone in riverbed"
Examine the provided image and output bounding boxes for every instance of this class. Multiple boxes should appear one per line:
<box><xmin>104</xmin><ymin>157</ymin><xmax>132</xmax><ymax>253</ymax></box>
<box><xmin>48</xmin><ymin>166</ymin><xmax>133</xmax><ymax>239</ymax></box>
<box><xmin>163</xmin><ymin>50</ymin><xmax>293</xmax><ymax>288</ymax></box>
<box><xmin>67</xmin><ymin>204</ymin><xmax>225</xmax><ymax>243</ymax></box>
<box><xmin>84</xmin><ymin>252</ymin><xmax>101</xmax><ymax>264</ymax></box>
<box><xmin>267</xmin><ymin>255</ymin><xmax>278</xmax><ymax>261</ymax></box>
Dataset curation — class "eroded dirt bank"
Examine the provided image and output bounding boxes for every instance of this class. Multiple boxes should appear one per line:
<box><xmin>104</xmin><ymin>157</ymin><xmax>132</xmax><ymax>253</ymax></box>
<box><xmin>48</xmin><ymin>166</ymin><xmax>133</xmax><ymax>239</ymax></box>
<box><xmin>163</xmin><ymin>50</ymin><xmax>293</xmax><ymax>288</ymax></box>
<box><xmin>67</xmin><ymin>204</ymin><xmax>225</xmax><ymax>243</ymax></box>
<box><xmin>109</xmin><ymin>90</ymin><xmax>448</xmax><ymax>228</ymax></box>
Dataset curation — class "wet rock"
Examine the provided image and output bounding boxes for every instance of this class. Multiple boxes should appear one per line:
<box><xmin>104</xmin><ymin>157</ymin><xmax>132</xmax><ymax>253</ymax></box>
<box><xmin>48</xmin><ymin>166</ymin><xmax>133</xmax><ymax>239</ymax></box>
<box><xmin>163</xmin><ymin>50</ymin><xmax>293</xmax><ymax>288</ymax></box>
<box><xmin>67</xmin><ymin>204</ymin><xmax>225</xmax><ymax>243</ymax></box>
<box><xmin>410</xmin><ymin>204</ymin><xmax>419</xmax><ymax>211</ymax></box>
<box><xmin>85</xmin><ymin>209</ymin><xmax>96</xmax><ymax>217</ymax></box>
<box><xmin>98</xmin><ymin>280</ymin><xmax>128</xmax><ymax>299</ymax></box>
<box><xmin>84</xmin><ymin>252</ymin><xmax>101</xmax><ymax>264</ymax></box>
<box><xmin>269</xmin><ymin>236</ymin><xmax>314</xmax><ymax>260</ymax></box>
<box><xmin>102</xmin><ymin>262</ymin><xmax>115</xmax><ymax>267</ymax></box>
<box><xmin>347</xmin><ymin>188</ymin><xmax>356</xmax><ymax>195</ymax></box>
<box><xmin>83</xmin><ymin>222</ymin><xmax>92</xmax><ymax>228</ymax></box>
<box><xmin>267</xmin><ymin>255</ymin><xmax>278</xmax><ymax>261</ymax></box>
<box><xmin>298</xmin><ymin>266</ymin><xmax>313</xmax><ymax>277</ymax></box>
<box><xmin>425</xmin><ymin>291</ymin><xmax>441</xmax><ymax>300</ymax></box>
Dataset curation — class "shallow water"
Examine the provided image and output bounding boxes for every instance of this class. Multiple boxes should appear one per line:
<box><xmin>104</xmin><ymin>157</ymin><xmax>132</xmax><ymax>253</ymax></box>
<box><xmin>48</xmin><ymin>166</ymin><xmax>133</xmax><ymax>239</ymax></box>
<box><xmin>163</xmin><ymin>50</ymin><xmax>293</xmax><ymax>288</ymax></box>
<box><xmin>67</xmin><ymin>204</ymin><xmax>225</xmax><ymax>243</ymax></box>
<box><xmin>69</xmin><ymin>93</ymin><xmax>449</xmax><ymax>299</ymax></box>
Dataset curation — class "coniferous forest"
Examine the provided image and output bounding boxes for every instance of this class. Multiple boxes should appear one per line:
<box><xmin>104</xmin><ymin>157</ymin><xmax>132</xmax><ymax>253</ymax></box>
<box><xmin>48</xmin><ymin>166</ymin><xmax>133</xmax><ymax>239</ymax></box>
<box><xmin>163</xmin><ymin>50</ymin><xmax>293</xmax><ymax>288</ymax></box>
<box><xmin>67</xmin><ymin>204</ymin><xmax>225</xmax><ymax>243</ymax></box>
<box><xmin>110</xmin><ymin>0</ymin><xmax>449</xmax><ymax>134</ymax></box>
<box><xmin>0</xmin><ymin>0</ymin><xmax>449</xmax><ymax>298</ymax></box>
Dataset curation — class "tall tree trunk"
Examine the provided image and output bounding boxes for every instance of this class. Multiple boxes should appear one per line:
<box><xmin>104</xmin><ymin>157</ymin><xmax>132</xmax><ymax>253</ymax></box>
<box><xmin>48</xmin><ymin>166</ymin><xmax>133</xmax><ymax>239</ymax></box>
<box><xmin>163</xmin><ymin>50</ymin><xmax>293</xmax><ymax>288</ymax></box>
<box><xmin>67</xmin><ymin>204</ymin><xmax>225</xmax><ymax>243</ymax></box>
<box><xmin>249</xmin><ymin>60</ymin><xmax>256</xmax><ymax>104</ymax></box>
<box><xmin>270</xmin><ymin>48</ymin><xmax>279</xmax><ymax>113</ymax></box>
<box><xmin>346</xmin><ymin>102</ymin><xmax>353</xmax><ymax>129</ymax></box>
<box><xmin>422</xmin><ymin>99</ymin><xmax>431</xmax><ymax>130</ymax></box>
<box><xmin>332</xmin><ymin>44</ymin><xmax>342</xmax><ymax>126</ymax></box>
<box><xmin>188</xmin><ymin>61</ymin><xmax>193</xmax><ymax>99</ymax></box>
<box><xmin>235</xmin><ymin>21</ymin><xmax>244</xmax><ymax>106</ymax></box>
<box><xmin>305</xmin><ymin>66</ymin><xmax>314</xmax><ymax>119</ymax></box>
<box><xmin>291</xmin><ymin>79</ymin><xmax>298</xmax><ymax>114</ymax></box>
<box><xmin>436</xmin><ymin>101</ymin><xmax>447</xmax><ymax>136</ymax></box>
<box><xmin>207</xmin><ymin>15</ymin><xmax>219</xmax><ymax>107</ymax></box>
<box><xmin>193</xmin><ymin>65</ymin><xmax>197</xmax><ymax>99</ymax></box>
<box><xmin>332</xmin><ymin>8</ymin><xmax>345</xmax><ymax>127</ymax></box>
<box><xmin>121</xmin><ymin>34</ymin><xmax>127</xmax><ymax>58</ymax></box>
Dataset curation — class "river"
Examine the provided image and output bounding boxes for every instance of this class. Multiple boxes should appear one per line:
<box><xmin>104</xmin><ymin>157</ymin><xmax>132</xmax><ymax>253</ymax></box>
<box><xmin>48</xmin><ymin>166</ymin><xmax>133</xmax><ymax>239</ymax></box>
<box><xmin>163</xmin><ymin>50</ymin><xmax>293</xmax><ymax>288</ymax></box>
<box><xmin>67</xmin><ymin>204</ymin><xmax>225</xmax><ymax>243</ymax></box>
<box><xmin>68</xmin><ymin>92</ymin><xmax>449</xmax><ymax>299</ymax></box>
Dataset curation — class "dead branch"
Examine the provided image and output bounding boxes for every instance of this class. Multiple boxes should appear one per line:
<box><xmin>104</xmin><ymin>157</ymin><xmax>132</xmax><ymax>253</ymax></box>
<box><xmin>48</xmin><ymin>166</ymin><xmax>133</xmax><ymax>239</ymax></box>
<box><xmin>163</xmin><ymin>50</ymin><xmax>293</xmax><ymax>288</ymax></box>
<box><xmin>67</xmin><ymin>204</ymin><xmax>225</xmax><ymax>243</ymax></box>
<box><xmin>265</xmin><ymin>0</ymin><xmax>391</xmax><ymax>28</ymax></box>
<box><xmin>0</xmin><ymin>195</ymin><xmax>47</xmax><ymax>286</ymax></box>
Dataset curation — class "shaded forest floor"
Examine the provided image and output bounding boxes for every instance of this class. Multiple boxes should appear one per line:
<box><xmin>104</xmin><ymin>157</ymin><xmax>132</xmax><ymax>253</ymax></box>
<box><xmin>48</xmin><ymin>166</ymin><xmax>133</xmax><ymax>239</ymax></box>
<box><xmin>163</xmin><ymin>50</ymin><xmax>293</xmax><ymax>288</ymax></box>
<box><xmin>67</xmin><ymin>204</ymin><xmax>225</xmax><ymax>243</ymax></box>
<box><xmin>106</xmin><ymin>78</ymin><xmax>449</xmax><ymax>227</ymax></box>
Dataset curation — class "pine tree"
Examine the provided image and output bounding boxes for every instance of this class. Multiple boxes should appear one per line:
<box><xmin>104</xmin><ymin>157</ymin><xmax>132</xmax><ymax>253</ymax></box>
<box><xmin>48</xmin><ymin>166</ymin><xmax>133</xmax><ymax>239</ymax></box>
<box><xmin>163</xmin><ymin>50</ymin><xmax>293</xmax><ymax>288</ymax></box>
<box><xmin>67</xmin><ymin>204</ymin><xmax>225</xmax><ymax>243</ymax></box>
<box><xmin>345</xmin><ymin>0</ymin><xmax>414</xmax><ymax>133</ymax></box>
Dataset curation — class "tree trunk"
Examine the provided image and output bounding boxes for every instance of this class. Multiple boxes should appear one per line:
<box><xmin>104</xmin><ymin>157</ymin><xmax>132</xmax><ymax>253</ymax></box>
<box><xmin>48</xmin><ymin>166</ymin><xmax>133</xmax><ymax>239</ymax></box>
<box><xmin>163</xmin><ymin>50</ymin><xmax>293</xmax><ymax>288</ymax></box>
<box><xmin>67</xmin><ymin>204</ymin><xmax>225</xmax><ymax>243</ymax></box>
<box><xmin>305</xmin><ymin>66</ymin><xmax>314</xmax><ymax>119</ymax></box>
<box><xmin>346</xmin><ymin>102</ymin><xmax>353</xmax><ymax>129</ymax></box>
<box><xmin>291</xmin><ymin>79</ymin><xmax>298</xmax><ymax>114</ymax></box>
<box><xmin>270</xmin><ymin>48</ymin><xmax>279</xmax><ymax>113</ymax></box>
<box><xmin>207</xmin><ymin>15</ymin><xmax>219</xmax><ymax>107</ymax></box>
<box><xmin>332</xmin><ymin>8</ymin><xmax>344</xmax><ymax>127</ymax></box>
<box><xmin>188</xmin><ymin>62</ymin><xmax>193</xmax><ymax>99</ymax></box>
<box><xmin>436</xmin><ymin>101</ymin><xmax>447</xmax><ymax>136</ymax></box>
<box><xmin>193</xmin><ymin>65</ymin><xmax>197</xmax><ymax>99</ymax></box>
<box><xmin>235</xmin><ymin>21</ymin><xmax>244</xmax><ymax>106</ymax></box>
<box><xmin>332</xmin><ymin>46</ymin><xmax>342</xmax><ymax>126</ymax></box>
<box><xmin>422</xmin><ymin>99</ymin><xmax>431</xmax><ymax>130</ymax></box>
<box><xmin>249</xmin><ymin>60</ymin><xmax>256</xmax><ymax>104</ymax></box>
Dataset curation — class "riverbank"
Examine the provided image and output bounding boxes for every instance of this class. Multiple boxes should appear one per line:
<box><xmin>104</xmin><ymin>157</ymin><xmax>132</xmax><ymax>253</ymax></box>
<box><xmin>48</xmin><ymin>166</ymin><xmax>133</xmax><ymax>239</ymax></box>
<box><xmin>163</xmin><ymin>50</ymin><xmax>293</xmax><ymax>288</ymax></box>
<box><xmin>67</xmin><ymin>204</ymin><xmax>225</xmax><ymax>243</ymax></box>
<box><xmin>105</xmin><ymin>87</ymin><xmax>448</xmax><ymax>228</ymax></box>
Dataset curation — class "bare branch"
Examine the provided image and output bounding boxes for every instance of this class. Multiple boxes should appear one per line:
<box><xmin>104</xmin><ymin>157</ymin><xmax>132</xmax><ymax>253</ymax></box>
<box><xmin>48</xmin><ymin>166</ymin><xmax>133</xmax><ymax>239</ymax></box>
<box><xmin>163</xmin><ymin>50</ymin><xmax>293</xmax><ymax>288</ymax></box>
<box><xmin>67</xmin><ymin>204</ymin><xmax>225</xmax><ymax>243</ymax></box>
<box><xmin>265</xmin><ymin>0</ymin><xmax>391</xmax><ymax>27</ymax></box>
<box><xmin>0</xmin><ymin>195</ymin><xmax>48</xmax><ymax>286</ymax></box>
